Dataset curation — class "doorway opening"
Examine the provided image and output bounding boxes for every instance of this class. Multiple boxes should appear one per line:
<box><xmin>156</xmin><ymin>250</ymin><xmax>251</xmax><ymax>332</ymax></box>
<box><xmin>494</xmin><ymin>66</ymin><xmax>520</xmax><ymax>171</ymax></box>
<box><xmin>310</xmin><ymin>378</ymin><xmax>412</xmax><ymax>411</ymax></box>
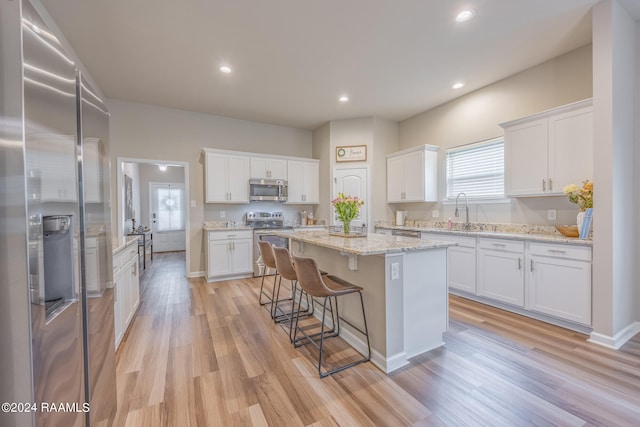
<box><xmin>116</xmin><ymin>157</ymin><xmax>190</xmax><ymax>277</ymax></box>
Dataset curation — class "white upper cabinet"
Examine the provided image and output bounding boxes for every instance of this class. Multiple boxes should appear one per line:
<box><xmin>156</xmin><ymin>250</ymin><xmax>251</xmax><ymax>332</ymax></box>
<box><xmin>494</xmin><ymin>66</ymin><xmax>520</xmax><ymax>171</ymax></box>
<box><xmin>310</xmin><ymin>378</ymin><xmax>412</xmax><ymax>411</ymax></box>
<box><xmin>204</xmin><ymin>148</ymin><xmax>318</xmax><ymax>204</ymax></box>
<box><xmin>250</xmin><ymin>157</ymin><xmax>287</xmax><ymax>180</ymax></box>
<box><xmin>204</xmin><ymin>151</ymin><xmax>250</xmax><ymax>203</ymax></box>
<box><xmin>502</xmin><ymin>99</ymin><xmax>593</xmax><ymax>197</ymax></box>
<box><xmin>387</xmin><ymin>144</ymin><xmax>438</xmax><ymax>203</ymax></box>
<box><xmin>287</xmin><ymin>160</ymin><xmax>319</xmax><ymax>204</ymax></box>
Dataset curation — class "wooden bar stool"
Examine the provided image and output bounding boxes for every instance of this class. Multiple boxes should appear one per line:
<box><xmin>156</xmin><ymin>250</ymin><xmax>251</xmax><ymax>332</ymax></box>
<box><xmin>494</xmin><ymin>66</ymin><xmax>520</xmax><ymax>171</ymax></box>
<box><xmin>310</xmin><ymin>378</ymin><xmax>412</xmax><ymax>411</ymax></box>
<box><xmin>292</xmin><ymin>255</ymin><xmax>371</xmax><ymax>378</ymax></box>
<box><xmin>272</xmin><ymin>246</ymin><xmax>315</xmax><ymax>340</ymax></box>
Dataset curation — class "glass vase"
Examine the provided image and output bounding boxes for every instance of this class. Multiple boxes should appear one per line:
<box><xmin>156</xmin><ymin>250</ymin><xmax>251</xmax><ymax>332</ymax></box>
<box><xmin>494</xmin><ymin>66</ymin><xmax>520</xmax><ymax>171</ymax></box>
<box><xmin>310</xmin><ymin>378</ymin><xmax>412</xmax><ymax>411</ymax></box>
<box><xmin>343</xmin><ymin>221</ymin><xmax>350</xmax><ymax>235</ymax></box>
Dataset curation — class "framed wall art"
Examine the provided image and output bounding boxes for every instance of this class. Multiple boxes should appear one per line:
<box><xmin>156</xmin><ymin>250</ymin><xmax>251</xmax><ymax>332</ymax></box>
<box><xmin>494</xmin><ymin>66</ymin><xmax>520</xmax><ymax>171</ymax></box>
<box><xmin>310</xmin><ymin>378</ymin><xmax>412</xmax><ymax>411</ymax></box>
<box><xmin>124</xmin><ymin>174</ymin><xmax>133</xmax><ymax>220</ymax></box>
<box><xmin>336</xmin><ymin>145</ymin><xmax>367</xmax><ymax>162</ymax></box>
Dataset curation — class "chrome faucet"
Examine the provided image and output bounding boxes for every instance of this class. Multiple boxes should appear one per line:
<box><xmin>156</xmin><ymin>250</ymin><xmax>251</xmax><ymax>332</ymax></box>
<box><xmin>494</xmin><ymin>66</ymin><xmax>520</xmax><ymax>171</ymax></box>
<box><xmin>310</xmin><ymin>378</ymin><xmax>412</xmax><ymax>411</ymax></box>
<box><xmin>455</xmin><ymin>192</ymin><xmax>470</xmax><ymax>230</ymax></box>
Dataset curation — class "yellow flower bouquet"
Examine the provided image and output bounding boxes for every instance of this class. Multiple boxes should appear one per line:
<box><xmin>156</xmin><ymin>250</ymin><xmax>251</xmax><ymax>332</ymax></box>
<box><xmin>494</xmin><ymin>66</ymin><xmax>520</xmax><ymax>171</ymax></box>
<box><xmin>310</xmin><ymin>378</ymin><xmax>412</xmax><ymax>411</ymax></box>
<box><xmin>563</xmin><ymin>180</ymin><xmax>593</xmax><ymax>211</ymax></box>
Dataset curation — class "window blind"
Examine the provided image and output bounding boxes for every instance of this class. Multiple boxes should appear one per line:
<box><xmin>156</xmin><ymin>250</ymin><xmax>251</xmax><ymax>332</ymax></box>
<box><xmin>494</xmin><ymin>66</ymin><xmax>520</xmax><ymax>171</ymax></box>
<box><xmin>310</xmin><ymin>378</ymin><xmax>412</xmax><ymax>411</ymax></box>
<box><xmin>446</xmin><ymin>138</ymin><xmax>504</xmax><ymax>199</ymax></box>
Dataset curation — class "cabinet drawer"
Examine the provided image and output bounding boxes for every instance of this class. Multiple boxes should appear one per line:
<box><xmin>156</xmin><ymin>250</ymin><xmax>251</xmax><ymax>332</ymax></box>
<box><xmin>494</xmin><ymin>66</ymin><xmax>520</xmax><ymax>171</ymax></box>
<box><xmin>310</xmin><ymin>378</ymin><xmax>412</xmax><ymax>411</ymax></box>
<box><xmin>422</xmin><ymin>232</ymin><xmax>475</xmax><ymax>248</ymax></box>
<box><xmin>125</xmin><ymin>243</ymin><xmax>138</xmax><ymax>261</ymax></box>
<box><xmin>478</xmin><ymin>237</ymin><xmax>524</xmax><ymax>253</ymax></box>
<box><xmin>113</xmin><ymin>252</ymin><xmax>124</xmax><ymax>274</ymax></box>
<box><xmin>209</xmin><ymin>230</ymin><xmax>253</xmax><ymax>241</ymax></box>
<box><xmin>113</xmin><ymin>242</ymin><xmax>138</xmax><ymax>274</ymax></box>
<box><xmin>527</xmin><ymin>242</ymin><xmax>591</xmax><ymax>262</ymax></box>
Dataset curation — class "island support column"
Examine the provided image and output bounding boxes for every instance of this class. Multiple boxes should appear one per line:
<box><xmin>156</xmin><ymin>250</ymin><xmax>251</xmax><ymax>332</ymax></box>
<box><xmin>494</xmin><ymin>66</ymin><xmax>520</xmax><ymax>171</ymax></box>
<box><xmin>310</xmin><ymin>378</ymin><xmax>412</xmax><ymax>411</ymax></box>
<box><xmin>290</xmin><ymin>241</ymin><xmax>448</xmax><ymax>373</ymax></box>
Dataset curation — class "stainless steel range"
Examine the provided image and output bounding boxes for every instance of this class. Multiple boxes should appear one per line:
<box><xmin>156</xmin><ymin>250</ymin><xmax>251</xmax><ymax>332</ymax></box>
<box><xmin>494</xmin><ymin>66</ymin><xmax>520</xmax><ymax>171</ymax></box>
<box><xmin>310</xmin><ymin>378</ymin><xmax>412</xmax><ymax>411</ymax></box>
<box><xmin>247</xmin><ymin>211</ymin><xmax>292</xmax><ymax>277</ymax></box>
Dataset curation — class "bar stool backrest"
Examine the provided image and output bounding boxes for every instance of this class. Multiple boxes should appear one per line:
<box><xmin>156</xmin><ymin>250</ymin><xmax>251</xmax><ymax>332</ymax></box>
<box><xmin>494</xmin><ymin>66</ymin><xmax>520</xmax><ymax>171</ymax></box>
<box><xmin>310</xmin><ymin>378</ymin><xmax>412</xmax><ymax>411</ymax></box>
<box><xmin>292</xmin><ymin>256</ymin><xmax>332</xmax><ymax>298</ymax></box>
<box><xmin>258</xmin><ymin>240</ymin><xmax>277</xmax><ymax>269</ymax></box>
<box><xmin>272</xmin><ymin>247</ymin><xmax>297</xmax><ymax>281</ymax></box>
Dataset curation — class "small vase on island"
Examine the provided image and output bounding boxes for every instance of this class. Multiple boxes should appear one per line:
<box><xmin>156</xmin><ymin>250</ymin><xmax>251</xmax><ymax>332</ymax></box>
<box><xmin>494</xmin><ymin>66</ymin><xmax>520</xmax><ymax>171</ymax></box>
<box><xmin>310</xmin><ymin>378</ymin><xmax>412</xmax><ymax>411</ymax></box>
<box><xmin>577</xmin><ymin>210</ymin><xmax>585</xmax><ymax>231</ymax></box>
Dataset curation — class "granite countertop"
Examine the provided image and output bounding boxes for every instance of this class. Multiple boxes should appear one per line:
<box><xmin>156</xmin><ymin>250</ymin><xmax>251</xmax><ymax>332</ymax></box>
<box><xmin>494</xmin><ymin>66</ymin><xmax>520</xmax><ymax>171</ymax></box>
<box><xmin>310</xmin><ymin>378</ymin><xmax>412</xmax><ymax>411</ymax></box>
<box><xmin>376</xmin><ymin>224</ymin><xmax>592</xmax><ymax>246</ymax></box>
<box><xmin>203</xmin><ymin>221</ymin><xmax>327</xmax><ymax>231</ymax></box>
<box><xmin>271</xmin><ymin>229</ymin><xmax>454</xmax><ymax>256</ymax></box>
<box><xmin>203</xmin><ymin>221</ymin><xmax>252</xmax><ymax>231</ymax></box>
<box><xmin>112</xmin><ymin>235</ymin><xmax>139</xmax><ymax>254</ymax></box>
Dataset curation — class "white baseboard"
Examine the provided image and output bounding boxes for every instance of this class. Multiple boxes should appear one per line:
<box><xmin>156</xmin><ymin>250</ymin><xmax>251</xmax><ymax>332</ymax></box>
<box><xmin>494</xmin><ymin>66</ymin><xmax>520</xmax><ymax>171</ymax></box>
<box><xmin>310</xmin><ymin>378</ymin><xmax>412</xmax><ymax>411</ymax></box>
<box><xmin>205</xmin><ymin>272</ymin><xmax>253</xmax><ymax>282</ymax></box>
<box><xmin>339</xmin><ymin>327</ymin><xmax>408</xmax><ymax>373</ymax></box>
<box><xmin>589</xmin><ymin>321</ymin><xmax>640</xmax><ymax>349</ymax></box>
<box><xmin>187</xmin><ymin>271</ymin><xmax>204</xmax><ymax>279</ymax></box>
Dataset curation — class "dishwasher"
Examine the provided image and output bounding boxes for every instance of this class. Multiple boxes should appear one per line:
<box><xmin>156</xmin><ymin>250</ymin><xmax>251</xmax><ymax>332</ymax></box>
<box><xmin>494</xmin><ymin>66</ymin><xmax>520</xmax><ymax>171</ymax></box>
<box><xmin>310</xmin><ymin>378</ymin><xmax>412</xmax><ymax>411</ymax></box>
<box><xmin>391</xmin><ymin>229</ymin><xmax>422</xmax><ymax>238</ymax></box>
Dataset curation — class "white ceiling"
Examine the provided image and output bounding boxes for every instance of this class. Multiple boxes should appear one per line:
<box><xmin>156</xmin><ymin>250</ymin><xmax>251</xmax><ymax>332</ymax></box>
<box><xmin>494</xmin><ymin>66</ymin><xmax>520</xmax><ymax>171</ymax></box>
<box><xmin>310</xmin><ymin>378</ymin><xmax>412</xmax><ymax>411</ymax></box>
<box><xmin>39</xmin><ymin>0</ymin><xmax>607</xmax><ymax>130</ymax></box>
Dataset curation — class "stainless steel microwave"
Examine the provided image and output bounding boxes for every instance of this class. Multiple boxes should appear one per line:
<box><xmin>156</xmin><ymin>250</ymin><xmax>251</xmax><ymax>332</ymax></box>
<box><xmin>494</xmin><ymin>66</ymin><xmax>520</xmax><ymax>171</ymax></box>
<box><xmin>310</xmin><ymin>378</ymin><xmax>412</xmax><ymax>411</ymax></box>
<box><xmin>249</xmin><ymin>179</ymin><xmax>287</xmax><ymax>202</ymax></box>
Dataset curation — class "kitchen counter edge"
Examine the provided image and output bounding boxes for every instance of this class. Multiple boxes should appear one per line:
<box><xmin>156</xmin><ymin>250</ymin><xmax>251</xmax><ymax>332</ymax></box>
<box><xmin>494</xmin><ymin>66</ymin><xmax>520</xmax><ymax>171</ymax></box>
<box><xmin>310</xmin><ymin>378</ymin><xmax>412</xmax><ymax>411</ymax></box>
<box><xmin>376</xmin><ymin>225</ymin><xmax>592</xmax><ymax>246</ymax></box>
<box><xmin>271</xmin><ymin>229</ymin><xmax>455</xmax><ymax>256</ymax></box>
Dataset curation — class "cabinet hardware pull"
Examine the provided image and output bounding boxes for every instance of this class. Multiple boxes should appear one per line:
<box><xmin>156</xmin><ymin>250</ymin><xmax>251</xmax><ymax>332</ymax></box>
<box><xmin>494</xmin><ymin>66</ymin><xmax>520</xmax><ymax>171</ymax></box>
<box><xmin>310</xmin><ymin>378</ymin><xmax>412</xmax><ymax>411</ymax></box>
<box><xmin>232</xmin><ymin>242</ymin><xmax>235</xmax><ymax>250</ymax></box>
<box><xmin>548</xmin><ymin>249</ymin><xmax>566</xmax><ymax>254</ymax></box>
<box><xmin>549</xmin><ymin>179</ymin><xmax>553</xmax><ymax>192</ymax></box>
<box><xmin>518</xmin><ymin>257</ymin><xmax>522</xmax><ymax>270</ymax></box>
<box><xmin>542</xmin><ymin>179</ymin><xmax>546</xmax><ymax>192</ymax></box>
<box><xmin>530</xmin><ymin>259</ymin><xmax>534</xmax><ymax>272</ymax></box>
<box><xmin>492</xmin><ymin>243</ymin><xmax>506</xmax><ymax>247</ymax></box>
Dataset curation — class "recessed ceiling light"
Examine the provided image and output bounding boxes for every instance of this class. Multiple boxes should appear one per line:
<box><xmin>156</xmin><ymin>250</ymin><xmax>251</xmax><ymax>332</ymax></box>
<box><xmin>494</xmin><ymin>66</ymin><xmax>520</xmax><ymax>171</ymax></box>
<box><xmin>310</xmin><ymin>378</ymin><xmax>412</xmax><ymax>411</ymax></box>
<box><xmin>452</xmin><ymin>82</ymin><xmax>464</xmax><ymax>89</ymax></box>
<box><xmin>339</xmin><ymin>96</ymin><xmax>349</xmax><ymax>103</ymax></box>
<box><xmin>158</xmin><ymin>164</ymin><xmax>168</xmax><ymax>172</ymax></box>
<box><xmin>455</xmin><ymin>9</ymin><xmax>474</xmax><ymax>23</ymax></box>
<box><xmin>219</xmin><ymin>65</ymin><xmax>232</xmax><ymax>74</ymax></box>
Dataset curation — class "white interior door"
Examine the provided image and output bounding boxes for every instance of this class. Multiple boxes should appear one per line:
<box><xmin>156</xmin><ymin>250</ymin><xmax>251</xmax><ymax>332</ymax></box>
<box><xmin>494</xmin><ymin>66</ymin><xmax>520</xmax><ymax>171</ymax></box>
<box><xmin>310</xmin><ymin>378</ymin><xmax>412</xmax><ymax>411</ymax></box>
<box><xmin>333</xmin><ymin>167</ymin><xmax>368</xmax><ymax>228</ymax></box>
<box><xmin>150</xmin><ymin>182</ymin><xmax>186</xmax><ymax>252</ymax></box>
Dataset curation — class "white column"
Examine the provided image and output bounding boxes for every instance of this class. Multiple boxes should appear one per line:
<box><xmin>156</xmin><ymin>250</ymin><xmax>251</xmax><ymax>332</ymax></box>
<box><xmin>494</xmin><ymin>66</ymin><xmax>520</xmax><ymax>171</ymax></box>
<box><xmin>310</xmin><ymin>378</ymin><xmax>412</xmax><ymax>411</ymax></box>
<box><xmin>590</xmin><ymin>0</ymin><xmax>640</xmax><ymax>348</ymax></box>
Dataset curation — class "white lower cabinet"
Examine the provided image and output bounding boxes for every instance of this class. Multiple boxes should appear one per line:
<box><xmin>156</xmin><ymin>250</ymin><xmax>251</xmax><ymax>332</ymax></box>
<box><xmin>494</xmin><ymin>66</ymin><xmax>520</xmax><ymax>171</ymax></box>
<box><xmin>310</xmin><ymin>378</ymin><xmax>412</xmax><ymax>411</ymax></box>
<box><xmin>477</xmin><ymin>238</ymin><xmax>525</xmax><ymax>307</ymax></box>
<box><xmin>206</xmin><ymin>230</ymin><xmax>253</xmax><ymax>282</ymax></box>
<box><xmin>113</xmin><ymin>240</ymin><xmax>140</xmax><ymax>350</ymax></box>
<box><xmin>526</xmin><ymin>242</ymin><xmax>592</xmax><ymax>325</ymax></box>
<box><xmin>113</xmin><ymin>268</ymin><xmax>125</xmax><ymax>349</ymax></box>
<box><xmin>380</xmin><ymin>227</ymin><xmax>593</xmax><ymax>329</ymax></box>
<box><xmin>422</xmin><ymin>232</ymin><xmax>477</xmax><ymax>293</ymax></box>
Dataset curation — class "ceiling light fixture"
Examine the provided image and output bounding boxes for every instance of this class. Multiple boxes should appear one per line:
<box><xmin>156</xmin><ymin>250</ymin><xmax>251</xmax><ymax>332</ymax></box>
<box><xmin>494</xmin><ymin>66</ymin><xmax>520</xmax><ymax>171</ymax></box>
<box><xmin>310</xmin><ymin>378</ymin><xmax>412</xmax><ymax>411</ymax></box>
<box><xmin>452</xmin><ymin>82</ymin><xmax>464</xmax><ymax>89</ymax></box>
<box><xmin>455</xmin><ymin>10</ymin><xmax>474</xmax><ymax>23</ymax></box>
<box><xmin>158</xmin><ymin>164</ymin><xmax>168</xmax><ymax>172</ymax></box>
<box><xmin>339</xmin><ymin>96</ymin><xmax>349</xmax><ymax>103</ymax></box>
<box><xmin>219</xmin><ymin>65</ymin><xmax>232</xmax><ymax>74</ymax></box>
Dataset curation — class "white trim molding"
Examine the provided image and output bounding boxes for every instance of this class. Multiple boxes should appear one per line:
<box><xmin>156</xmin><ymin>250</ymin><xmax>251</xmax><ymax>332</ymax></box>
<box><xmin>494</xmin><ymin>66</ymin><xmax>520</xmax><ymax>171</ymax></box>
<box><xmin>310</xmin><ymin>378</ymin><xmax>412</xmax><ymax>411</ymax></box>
<box><xmin>588</xmin><ymin>321</ymin><xmax>640</xmax><ymax>349</ymax></box>
<box><xmin>187</xmin><ymin>271</ymin><xmax>205</xmax><ymax>279</ymax></box>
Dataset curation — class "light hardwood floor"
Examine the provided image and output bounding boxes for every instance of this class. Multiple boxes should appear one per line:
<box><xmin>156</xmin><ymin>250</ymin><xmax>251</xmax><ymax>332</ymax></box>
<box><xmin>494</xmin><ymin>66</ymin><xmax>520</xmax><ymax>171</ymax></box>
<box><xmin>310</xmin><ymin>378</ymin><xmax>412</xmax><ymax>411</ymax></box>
<box><xmin>113</xmin><ymin>251</ymin><xmax>640</xmax><ymax>426</ymax></box>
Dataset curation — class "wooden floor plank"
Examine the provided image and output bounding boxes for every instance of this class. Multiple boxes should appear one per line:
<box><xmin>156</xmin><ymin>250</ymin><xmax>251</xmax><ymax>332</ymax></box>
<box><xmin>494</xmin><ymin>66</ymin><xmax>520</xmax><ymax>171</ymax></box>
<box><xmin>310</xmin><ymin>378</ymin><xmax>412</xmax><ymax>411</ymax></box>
<box><xmin>112</xmin><ymin>251</ymin><xmax>640</xmax><ymax>426</ymax></box>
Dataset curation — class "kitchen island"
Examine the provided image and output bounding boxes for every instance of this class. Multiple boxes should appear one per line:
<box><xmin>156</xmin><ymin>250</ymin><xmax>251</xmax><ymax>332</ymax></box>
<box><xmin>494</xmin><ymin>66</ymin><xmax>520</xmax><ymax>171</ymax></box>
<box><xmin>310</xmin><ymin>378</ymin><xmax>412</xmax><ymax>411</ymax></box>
<box><xmin>272</xmin><ymin>230</ymin><xmax>455</xmax><ymax>373</ymax></box>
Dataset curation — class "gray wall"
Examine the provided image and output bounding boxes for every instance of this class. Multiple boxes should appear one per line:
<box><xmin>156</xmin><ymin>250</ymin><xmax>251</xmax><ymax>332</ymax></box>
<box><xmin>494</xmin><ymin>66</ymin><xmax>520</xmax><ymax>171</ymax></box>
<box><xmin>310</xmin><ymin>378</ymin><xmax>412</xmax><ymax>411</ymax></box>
<box><xmin>398</xmin><ymin>44</ymin><xmax>593</xmax><ymax>226</ymax></box>
<box><xmin>108</xmin><ymin>99</ymin><xmax>313</xmax><ymax>275</ymax></box>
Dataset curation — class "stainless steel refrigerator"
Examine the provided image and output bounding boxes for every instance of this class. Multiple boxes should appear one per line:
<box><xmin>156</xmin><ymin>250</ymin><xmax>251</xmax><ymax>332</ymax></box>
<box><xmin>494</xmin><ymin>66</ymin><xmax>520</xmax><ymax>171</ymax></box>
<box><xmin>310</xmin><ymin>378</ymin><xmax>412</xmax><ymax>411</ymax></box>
<box><xmin>0</xmin><ymin>1</ymin><xmax>116</xmax><ymax>426</ymax></box>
